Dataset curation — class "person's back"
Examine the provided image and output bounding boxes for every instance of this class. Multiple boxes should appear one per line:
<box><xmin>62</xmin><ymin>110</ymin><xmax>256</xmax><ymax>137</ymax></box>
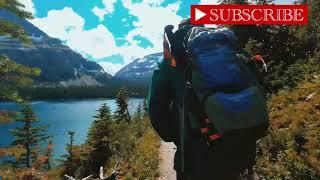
<box><xmin>148</xmin><ymin>19</ymin><xmax>267</xmax><ymax>180</ymax></box>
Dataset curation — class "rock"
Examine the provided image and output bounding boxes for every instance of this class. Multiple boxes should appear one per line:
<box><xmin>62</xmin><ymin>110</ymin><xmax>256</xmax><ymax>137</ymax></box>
<box><xmin>115</xmin><ymin>52</ymin><xmax>163</xmax><ymax>83</ymax></box>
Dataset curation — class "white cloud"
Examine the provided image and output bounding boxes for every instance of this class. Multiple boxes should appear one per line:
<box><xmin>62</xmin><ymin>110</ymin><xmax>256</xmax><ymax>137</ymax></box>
<box><xmin>30</xmin><ymin>8</ymin><xmax>85</xmax><ymax>39</ymax></box>
<box><xmin>66</xmin><ymin>24</ymin><xmax>117</xmax><ymax>59</ymax></box>
<box><xmin>199</xmin><ymin>0</ymin><xmax>219</xmax><ymax>5</ymax></box>
<box><xmin>29</xmin><ymin>7</ymin><xmax>146</xmax><ymax>74</ymax></box>
<box><xmin>102</xmin><ymin>0</ymin><xmax>117</xmax><ymax>13</ymax></box>
<box><xmin>29</xmin><ymin>1</ymin><xmax>184</xmax><ymax>75</ymax></box>
<box><xmin>18</xmin><ymin>0</ymin><xmax>36</xmax><ymax>15</ymax></box>
<box><xmin>91</xmin><ymin>0</ymin><xmax>117</xmax><ymax>21</ymax></box>
<box><xmin>142</xmin><ymin>0</ymin><xmax>165</xmax><ymax>6</ymax></box>
<box><xmin>99</xmin><ymin>62</ymin><xmax>123</xmax><ymax>76</ymax></box>
<box><xmin>30</xmin><ymin>7</ymin><xmax>117</xmax><ymax>60</ymax></box>
<box><xmin>92</xmin><ymin>6</ymin><xmax>108</xmax><ymax>21</ymax></box>
<box><xmin>122</xmin><ymin>1</ymin><xmax>182</xmax><ymax>61</ymax></box>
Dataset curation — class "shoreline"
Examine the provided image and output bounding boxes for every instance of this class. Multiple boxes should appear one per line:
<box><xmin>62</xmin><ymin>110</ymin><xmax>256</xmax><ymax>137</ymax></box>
<box><xmin>0</xmin><ymin>96</ymin><xmax>146</xmax><ymax>103</ymax></box>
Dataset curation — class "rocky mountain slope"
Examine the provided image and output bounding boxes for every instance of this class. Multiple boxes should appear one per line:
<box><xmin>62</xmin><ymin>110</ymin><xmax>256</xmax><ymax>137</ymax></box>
<box><xmin>115</xmin><ymin>52</ymin><xmax>163</xmax><ymax>83</ymax></box>
<box><xmin>0</xmin><ymin>9</ymin><xmax>112</xmax><ymax>86</ymax></box>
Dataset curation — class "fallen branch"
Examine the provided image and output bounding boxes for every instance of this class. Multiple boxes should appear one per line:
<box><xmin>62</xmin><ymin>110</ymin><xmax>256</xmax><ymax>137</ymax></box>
<box><xmin>65</xmin><ymin>163</ymin><xmax>120</xmax><ymax>180</ymax></box>
<box><xmin>306</xmin><ymin>92</ymin><xmax>317</xmax><ymax>101</ymax></box>
<box><xmin>64</xmin><ymin>175</ymin><xmax>93</xmax><ymax>180</ymax></box>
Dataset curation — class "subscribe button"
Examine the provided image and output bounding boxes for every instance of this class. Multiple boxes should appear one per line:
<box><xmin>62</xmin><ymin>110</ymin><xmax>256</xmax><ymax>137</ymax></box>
<box><xmin>191</xmin><ymin>5</ymin><xmax>308</xmax><ymax>25</ymax></box>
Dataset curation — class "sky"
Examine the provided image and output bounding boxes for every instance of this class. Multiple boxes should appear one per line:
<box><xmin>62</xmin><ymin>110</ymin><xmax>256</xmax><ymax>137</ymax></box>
<box><xmin>18</xmin><ymin>0</ymin><xmax>295</xmax><ymax>75</ymax></box>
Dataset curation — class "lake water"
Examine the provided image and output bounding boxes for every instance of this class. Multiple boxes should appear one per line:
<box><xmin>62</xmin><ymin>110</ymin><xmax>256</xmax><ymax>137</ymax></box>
<box><xmin>0</xmin><ymin>98</ymin><xmax>144</xmax><ymax>164</ymax></box>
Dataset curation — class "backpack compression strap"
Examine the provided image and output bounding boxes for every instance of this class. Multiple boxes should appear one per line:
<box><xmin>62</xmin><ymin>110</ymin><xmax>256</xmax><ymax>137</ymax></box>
<box><xmin>184</xmin><ymin>60</ymin><xmax>222</xmax><ymax>146</ymax></box>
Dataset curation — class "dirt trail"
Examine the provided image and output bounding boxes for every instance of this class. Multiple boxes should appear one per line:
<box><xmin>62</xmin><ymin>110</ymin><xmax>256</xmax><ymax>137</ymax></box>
<box><xmin>158</xmin><ymin>141</ymin><xmax>176</xmax><ymax>180</ymax></box>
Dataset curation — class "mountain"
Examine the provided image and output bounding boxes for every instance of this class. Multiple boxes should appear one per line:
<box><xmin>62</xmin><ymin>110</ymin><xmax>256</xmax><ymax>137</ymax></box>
<box><xmin>115</xmin><ymin>52</ymin><xmax>163</xmax><ymax>83</ymax></box>
<box><xmin>0</xmin><ymin>9</ymin><xmax>112</xmax><ymax>86</ymax></box>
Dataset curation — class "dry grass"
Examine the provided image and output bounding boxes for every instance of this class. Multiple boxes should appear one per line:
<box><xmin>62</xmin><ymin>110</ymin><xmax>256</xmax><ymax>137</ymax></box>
<box><xmin>255</xmin><ymin>79</ymin><xmax>320</xmax><ymax>179</ymax></box>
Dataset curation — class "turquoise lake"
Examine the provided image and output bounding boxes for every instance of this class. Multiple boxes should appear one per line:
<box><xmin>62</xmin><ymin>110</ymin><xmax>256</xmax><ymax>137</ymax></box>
<box><xmin>0</xmin><ymin>99</ymin><xmax>144</xmax><ymax>164</ymax></box>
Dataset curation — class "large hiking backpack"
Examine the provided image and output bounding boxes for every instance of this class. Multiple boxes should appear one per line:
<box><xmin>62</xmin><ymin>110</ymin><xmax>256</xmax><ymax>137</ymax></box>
<box><xmin>183</xmin><ymin>27</ymin><xmax>269</xmax><ymax>145</ymax></box>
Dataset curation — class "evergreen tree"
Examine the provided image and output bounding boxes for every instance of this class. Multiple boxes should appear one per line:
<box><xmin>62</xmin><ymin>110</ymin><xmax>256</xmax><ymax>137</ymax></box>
<box><xmin>10</xmin><ymin>105</ymin><xmax>50</xmax><ymax>168</ymax></box>
<box><xmin>218</xmin><ymin>0</ymin><xmax>320</xmax><ymax>94</ymax></box>
<box><xmin>0</xmin><ymin>0</ymin><xmax>32</xmax><ymax>42</ymax></box>
<box><xmin>114</xmin><ymin>87</ymin><xmax>131</xmax><ymax>122</ymax></box>
<box><xmin>84</xmin><ymin>103</ymin><xmax>113</xmax><ymax>177</ymax></box>
<box><xmin>134</xmin><ymin>103</ymin><xmax>143</xmax><ymax>120</ymax></box>
<box><xmin>67</xmin><ymin>131</ymin><xmax>75</xmax><ymax>162</ymax></box>
<box><xmin>62</xmin><ymin>130</ymin><xmax>78</xmax><ymax>177</ymax></box>
<box><xmin>253</xmin><ymin>0</ymin><xmax>274</xmax><ymax>4</ymax></box>
<box><xmin>0</xmin><ymin>0</ymin><xmax>40</xmax><ymax>123</ymax></box>
<box><xmin>0</xmin><ymin>56</ymin><xmax>40</xmax><ymax>103</ymax></box>
<box><xmin>143</xmin><ymin>99</ymin><xmax>148</xmax><ymax>117</ymax></box>
<box><xmin>43</xmin><ymin>139</ymin><xmax>54</xmax><ymax>170</ymax></box>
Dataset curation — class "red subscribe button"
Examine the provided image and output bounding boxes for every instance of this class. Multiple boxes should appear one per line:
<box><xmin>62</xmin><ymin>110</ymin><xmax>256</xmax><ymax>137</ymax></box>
<box><xmin>191</xmin><ymin>5</ymin><xmax>308</xmax><ymax>25</ymax></box>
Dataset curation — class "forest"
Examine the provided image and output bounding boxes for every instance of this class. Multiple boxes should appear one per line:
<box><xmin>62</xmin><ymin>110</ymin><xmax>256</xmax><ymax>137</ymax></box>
<box><xmin>0</xmin><ymin>0</ymin><xmax>319</xmax><ymax>179</ymax></box>
<box><xmin>0</xmin><ymin>87</ymin><xmax>160</xmax><ymax>179</ymax></box>
<box><xmin>18</xmin><ymin>85</ymin><xmax>148</xmax><ymax>100</ymax></box>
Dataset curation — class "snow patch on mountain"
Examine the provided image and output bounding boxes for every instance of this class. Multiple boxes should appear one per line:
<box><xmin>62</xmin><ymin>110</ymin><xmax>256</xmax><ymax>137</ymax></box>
<box><xmin>115</xmin><ymin>52</ymin><xmax>163</xmax><ymax>81</ymax></box>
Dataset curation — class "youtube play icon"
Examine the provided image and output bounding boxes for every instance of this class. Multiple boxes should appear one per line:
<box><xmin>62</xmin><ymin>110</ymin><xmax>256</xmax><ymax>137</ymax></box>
<box><xmin>195</xmin><ymin>8</ymin><xmax>207</xmax><ymax>21</ymax></box>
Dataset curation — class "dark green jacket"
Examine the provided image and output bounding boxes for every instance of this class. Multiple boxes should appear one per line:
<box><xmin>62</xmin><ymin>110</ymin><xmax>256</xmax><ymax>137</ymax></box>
<box><xmin>148</xmin><ymin>57</ymin><xmax>257</xmax><ymax>179</ymax></box>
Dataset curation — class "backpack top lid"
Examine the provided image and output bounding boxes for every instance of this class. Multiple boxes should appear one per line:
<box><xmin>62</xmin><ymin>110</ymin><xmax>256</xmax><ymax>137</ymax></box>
<box><xmin>185</xmin><ymin>27</ymin><xmax>239</xmax><ymax>56</ymax></box>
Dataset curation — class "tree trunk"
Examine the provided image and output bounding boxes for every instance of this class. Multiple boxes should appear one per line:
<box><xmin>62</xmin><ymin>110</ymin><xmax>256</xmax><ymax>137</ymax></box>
<box><xmin>26</xmin><ymin>119</ymin><xmax>30</xmax><ymax>168</ymax></box>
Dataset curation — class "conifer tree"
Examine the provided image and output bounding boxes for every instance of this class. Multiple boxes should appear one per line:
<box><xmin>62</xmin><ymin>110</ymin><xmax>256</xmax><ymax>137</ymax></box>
<box><xmin>134</xmin><ymin>103</ymin><xmax>143</xmax><ymax>120</ymax></box>
<box><xmin>62</xmin><ymin>131</ymin><xmax>78</xmax><ymax>177</ymax></box>
<box><xmin>143</xmin><ymin>99</ymin><xmax>148</xmax><ymax>117</ymax></box>
<box><xmin>85</xmin><ymin>103</ymin><xmax>113</xmax><ymax>176</ymax></box>
<box><xmin>67</xmin><ymin>131</ymin><xmax>75</xmax><ymax>162</ymax></box>
<box><xmin>114</xmin><ymin>87</ymin><xmax>131</xmax><ymax>121</ymax></box>
<box><xmin>43</xmin><ymin>139</ymin><xmax>54</xmax><ymax>170</ymax></box>
<box><xmin>10</xmin><ymin>105</ymin><xmax>50</xmax><ymax>168</ymax></box>
<box><xmin>0</xmin><ymin>0</ymin><xmax>40</xmax><ymax>123</ymax></box>
<box><xmin>0</xmin><ymin>56</ymin><xmax>40</xmax><ymax>103</ymax></box>
<box><xmin>0</xmin><ymin>0</ymin><xmax>32</xmax><ymax>42</ymax></box>
<box><xmin>253</xmin><ymin>0</ymin><xmax>274</xmax><ymax>4</ymax></box>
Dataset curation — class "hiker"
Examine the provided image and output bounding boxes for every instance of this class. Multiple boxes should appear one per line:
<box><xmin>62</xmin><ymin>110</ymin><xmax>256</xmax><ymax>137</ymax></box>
<box><xmin>148</xmin><ymin>19</ymin><xmax>269</xmax><ymax>180</ymax></box>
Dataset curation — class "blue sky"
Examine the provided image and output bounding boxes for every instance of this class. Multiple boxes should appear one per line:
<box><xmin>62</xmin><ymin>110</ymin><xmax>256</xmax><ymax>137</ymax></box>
<box><xmin>19</xmin><ymin>0</ymin><xmax>294</xmax><ymax>75</ymax></box>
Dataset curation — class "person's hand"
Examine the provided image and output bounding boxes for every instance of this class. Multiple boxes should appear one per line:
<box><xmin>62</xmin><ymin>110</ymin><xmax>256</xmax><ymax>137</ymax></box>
<box><xmin>251</xmin><ymin>55</ymin><xmax>263</xmax><ymax>61</ymax></box>
<box><xmin>252</xmin><ymin>55</ymin><xmax>267</xmax><ymax>72</ymax></box>
<box><xmin>164</xmin><ymin>25</ymin><xmax>174</xmax><ymax>33</ymax></box>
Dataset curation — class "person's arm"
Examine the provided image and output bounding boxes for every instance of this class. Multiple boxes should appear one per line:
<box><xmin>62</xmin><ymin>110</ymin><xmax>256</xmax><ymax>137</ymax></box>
<box><xmin>237</xmin><ymin>48</ymin><xmax>266</xmax><ymax>87</ymax></box>
<box><xmin>147</xmin><ymin>60</ymin><xmax>175</xmax><ymax>142</ymax></box>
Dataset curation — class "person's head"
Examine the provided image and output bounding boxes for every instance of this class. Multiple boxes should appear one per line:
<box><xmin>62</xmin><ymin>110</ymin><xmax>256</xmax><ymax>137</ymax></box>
<box><xmin>163</xmin><ymin>19</ymin><xmax>204</xmax><ymax>66</ymax></box>
<box><xmin>178</xmin><ymin>18</ymin><xmax>204</xmax><ymax>30</ymax></box>
<box><xmin>171</xmin><ymin>19</ymin><xmax>203</xmax><ymax>64</ymax></box>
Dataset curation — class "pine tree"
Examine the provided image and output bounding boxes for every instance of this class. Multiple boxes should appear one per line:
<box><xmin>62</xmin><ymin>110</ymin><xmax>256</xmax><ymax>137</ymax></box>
<box><xmin>43</xmin><ymin>139</ymin><xmax>54</xmax><ymax>170</ymax></box>
<box><xmin>134</xmin><ymin>103</ymin><xmax>143</xmax><ymax>120</ymax></box>
<box><xmin>0</xmin><ymin>56</ymin><xmax>40</xmax><ymax>103</ymax></box>
<box><xmin>84</xmin><ymin>103</ymin><xmax>113</xmax><ymax>177</ymax></box>
<box><xmin>67</xmin><ymin>131</ymin><xmax>75</xmax><ymax>162</ymax></box>
<box><xmin>253</xmin><ymin>0</ymin><xmax>274</xmax><ymax>4</ymax></box>
<box><xmin>0</xmin><ymin>0</ymin><xmax>32</xmax><ymax>42</ymax></box>
<box><xmin>143</xmin><ymin>99</ymin><xmax>148</xmax><ymax>117</ymax></box>
<box><xmin>62</xmin><ymin>130</ymin><xmax>79</xmax><ymax>177</ymax></box>
<box><xmin>0</xmin><ymin>0</ymin><xmax>40</xmax><ymax>123</ymax></box>
<box><xmin>10</xmin><ymin>105</ymin><xmax>50</xmax><ymax>168</ymax></box>
<box><xmin>114</xmin><ymin>87</ymin><xmax>131</xmax><ymax>122</ymax></box>
<box><xmin>0</xmin><ymin>55</ymin><xmax>40</xmax><ymax>124</ymax></box>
